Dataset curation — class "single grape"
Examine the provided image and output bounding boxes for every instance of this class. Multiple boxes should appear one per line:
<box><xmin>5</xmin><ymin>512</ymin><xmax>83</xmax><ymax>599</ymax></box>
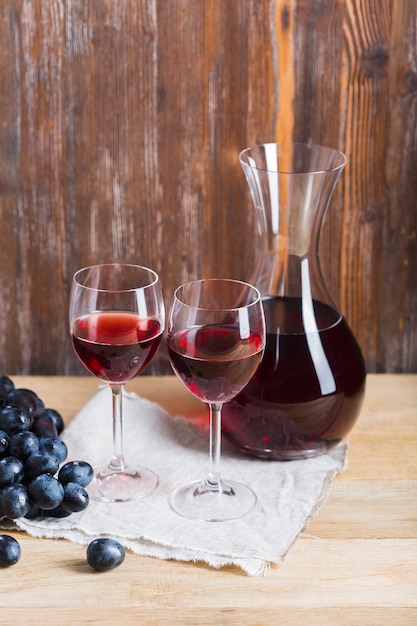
<box><xmin>0</xmin><ymin>456</ymin><xmax>24</xmax><ymax>487</ymax></box>
<box><xmin>25</xmin><ymin>451</ymin><xmax>60</xmax><ymax>481</ymax></box>
<box><xmin>0</xmin><ymin>406</ymin><xmax>32</xmax><ymax>434</ymax></box>
<box><xmin>0</xmin><ymin>535</ymin><xmax>21</xmax><ymax>567</ymax></box>
<box><xmin>24</xmin><ymin>504</ymin><xmax>43</xmax><ymax>520</ymax></box>
<box><xmin>0</xmin><ymin>430</ymin><xmax>10</xmax><ymax>456</ymax></box>
<box><xmin>0</xmin><ymin>484</ymin><xmax>31</xmax><ymax>519</ymax></box>
<box><xmin>61</xmin><ymin>482</ymin><xmax>89</xmax><ymax>513</ymax></box>
<box><xmin>38</xmin><ymin>437</ymin><xmax>68</xmax><ymax>464</ymax></box>
<box><xmin>9</xmin><ymin>431</ymin><xmax>39</xmax><ymax>461</ymax></box>
<box><xmin>86</xmin><ymin>538</ymin><xmax>125</xmax><ymax>572</ymax></box>
<box><xmin>58</xmin><ymin>460</ymin><xmax>94</xmax><ymax>487</ymax></box>
<box><xmin>0</xmin><ymin>376</ymin><xmax>15</xmax><ymax>403</ymax></box>
<box><xmin>28</xmin><ymin>474</ymin><xmax>64</xmax><ymax>510</ymax></box>
<box><xmin>6</xmin><ymin>388</ymin><xmax>44</xmax><ymax>417</ymax></box>
<box><xmin>44</xmin><ymin>503</ymin><xmax>72</xmax><ymax>518</ymax></box>
<box><xmin>41</xmin><ymin>408</ymin><xmax>65</xmax><ymax>435</ymax></box>
<box><xmin>30</xmin><ymin>415</ymin><xmax>58</xmax><ymax>439</ymax></box>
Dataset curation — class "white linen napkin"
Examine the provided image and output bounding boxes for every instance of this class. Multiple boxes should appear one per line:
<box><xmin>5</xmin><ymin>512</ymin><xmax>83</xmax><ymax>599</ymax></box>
<box><xmin>16</xmin><ymin>386</ymin><xmax>347</xmax><ymax>576</ymax></box>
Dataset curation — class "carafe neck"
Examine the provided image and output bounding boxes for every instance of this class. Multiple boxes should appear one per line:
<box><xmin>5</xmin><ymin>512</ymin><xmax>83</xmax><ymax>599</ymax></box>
<box><xmin>240</xmin><ymin>143</ymin><xmax>346</xmax><ymax>308</ymax></box>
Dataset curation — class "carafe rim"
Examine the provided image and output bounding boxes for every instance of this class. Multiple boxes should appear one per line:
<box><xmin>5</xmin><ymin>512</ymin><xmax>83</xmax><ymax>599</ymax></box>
<box><xmin>239</xmin><ymin>142</ymin><xmax>347</xmax><ymax>175</ymax></box>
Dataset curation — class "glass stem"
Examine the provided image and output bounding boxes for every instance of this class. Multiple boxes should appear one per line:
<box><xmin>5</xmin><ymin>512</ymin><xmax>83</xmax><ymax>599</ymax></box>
<box><xmin>109</xmin><ymin>384</ymin><xmax>126</xmax><ymax>472</ymax></box>
<box><xmin>207</xmin><ymin>402</ymin><xmax>223</xmax><ymax>489</ymax></box>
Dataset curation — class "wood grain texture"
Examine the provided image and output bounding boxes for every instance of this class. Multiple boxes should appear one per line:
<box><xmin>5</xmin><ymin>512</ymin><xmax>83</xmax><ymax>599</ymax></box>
<box><xmin>0</xmin><ymin>0</ymin><xmax>415</xmax><ymax>375</ymax></box>
<box><xmin>0</xmin><ymin>374</ymin><xmax>415</xmax><ymax>626</ymax></box>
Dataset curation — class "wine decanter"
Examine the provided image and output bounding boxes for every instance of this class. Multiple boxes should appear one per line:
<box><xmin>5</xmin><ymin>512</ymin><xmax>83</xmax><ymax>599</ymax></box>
<box><xmin>222</xmin><ymin>143</ymin><xmax>366</xmax><ymax>460</ymax></box>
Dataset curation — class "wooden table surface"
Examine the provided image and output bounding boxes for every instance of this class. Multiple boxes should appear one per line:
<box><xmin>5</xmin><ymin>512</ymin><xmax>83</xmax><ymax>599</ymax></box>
<box><xmin>1</xmin><ymin>374</ymin><xmax>416</xmax><ymax>625</ymax></box>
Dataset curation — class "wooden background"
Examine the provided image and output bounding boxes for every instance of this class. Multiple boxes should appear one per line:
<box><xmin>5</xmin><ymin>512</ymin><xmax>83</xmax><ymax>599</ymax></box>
<box><xmin>0</xmin><ymin>0</ymin><xmax>415</xmax><ymax>376</ymax></box>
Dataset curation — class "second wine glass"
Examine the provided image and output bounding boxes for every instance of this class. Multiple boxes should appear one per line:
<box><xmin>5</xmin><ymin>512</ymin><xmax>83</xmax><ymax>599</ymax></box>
<box><xmin>69</xmin><ymin>263</ymin><xmax>165</xmax><ymax>503</ymax></box>
<box><xmin>167</xmin><ymin>278</ymin><xmax>265</xmax><ymax>521</ymax></box>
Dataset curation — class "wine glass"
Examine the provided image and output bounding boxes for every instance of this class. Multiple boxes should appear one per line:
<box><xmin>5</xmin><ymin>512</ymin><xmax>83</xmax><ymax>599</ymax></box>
<box><xmin>167</xmin><ymin>278</ymin><xmax>265</xmax><ymax>521</ymax></box>
<box><xmin>69</xmin><ymin>263</ymin><xmax>165</xmax><ymax>502</ymax></box>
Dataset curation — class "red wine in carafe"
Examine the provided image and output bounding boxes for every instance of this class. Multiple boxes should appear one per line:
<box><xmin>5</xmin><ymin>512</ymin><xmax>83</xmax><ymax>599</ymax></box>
<box><xmin>221</xmin><ymin>297</ymin><xmax>366</xmax><ymax>460</ymax></box>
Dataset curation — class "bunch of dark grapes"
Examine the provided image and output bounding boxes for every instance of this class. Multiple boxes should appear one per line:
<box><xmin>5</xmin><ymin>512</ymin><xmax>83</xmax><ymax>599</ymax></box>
<box><xmin>0</xmin><ymin>375</ymin><xmax>93</xmax><ymax>523</ymax></box>
<box><xmin>0</xmin><ymin>376</ymin><xmax>127</xmax><ymax>571</ymax></box>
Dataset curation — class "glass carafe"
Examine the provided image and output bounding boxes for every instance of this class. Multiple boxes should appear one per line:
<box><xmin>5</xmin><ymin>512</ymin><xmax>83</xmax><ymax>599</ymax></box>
<box><xmin>222</xmin><ymin>143</ymin><xmax>366</xmax><ymax>460</ymax></box>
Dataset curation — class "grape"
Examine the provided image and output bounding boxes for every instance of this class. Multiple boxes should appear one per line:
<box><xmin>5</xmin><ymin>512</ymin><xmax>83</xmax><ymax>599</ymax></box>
<box><xmin>44</xmin><ymin>503</ymin><xmax>73</xmax><ymax>518</ymax></box>
<box><xmin>0</xmin><ymin>376</ymin><xmax>15</xmax><ymax>402</ymax></box>
<box><xmin>86</xmin><ymin>538</ymin><xmax>125</xmax><ymax>572</ymax></box>
<box><xmin>1</xmin><ymin>484</ymin><xmax>31</xmax><ymax>519</ymax></box>
<box><xmin>0</xmin><ymin>430</ymin><xmax>10</xmax><ymax>456</ymax></box>
<box><xmin>24</xmin><ymin>504</ymin><xmax>43</xmax><ymax>520</ymax></box>
<box><xmin>9</xmin><ymin>431</ymin><xmax>39</xmax><ymax>461</ymax></box>
<box><xmin>0</xmin><ymin>535</ymin><xmax>21</xmax><ymax>567</ymax></box>
<box><xmin>0</xmin><ymin>456</ymin><xmax>24</xmax><ymax>487</ymax></box>
<box><xmin>0</xmin><ymin>406</ymin><xmax>32</xmax><ymax>434</ymax></box>
<box><xmin>6</xmin><ymin>388</ymin><xmax>44</xmax><ymax>417</ymax></box>
<box><xmin>41</xmin><ymin>408</ymin><xmax>64</xmax><ymax>436</ymax></box>
<box><xmin>61</xmin><ymin>482</ymin><xmax>89</xmax><ymax>513</ymax></box>
<box><xmin>38</xmin><ymin>437</ymin><xmax>68</xmax><ymax>464</ymax></box>
<box><xmin>30</xmin><ymin>415</ymin><xmax>58</xmax><ymax>438</ymax></box>
<box><xmin>25</xmin><ymin>451</ymin><xmax>60</xmax><ymax>480</ymax></box>
<box><xmin>28</xmin><ymin>474</ymin><xmax>64</xmax><ymax>510</ymax></box>
<box><xmin>58</xmin><ymin>460</ymin><xmax>94</xmax><ymax>487</ymax></box>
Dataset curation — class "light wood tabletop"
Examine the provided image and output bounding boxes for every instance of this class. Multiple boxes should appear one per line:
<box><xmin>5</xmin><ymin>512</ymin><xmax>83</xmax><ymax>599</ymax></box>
<box><xmin>1</xmin><ymin>374</ymin><xmax>416</xmax><ymax>625</ymax></box>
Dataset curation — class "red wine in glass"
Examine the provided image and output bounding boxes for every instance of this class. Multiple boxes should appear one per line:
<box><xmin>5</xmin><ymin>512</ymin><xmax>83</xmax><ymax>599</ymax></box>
<box><xmin>72</xmin><ymin>311</ymin><xmax>163</xmax><ymax>383</ymax></box>
<box><xmin>167</xmin><ymin>278</ymin><xmax>265</xmax><ymax>522</ymax></box>
<box><xmin>221</xmin><ymin>296</ymin><xmax>367</xmax><ymax>460</ymax></box>
<box><xmin>69</xmin><ymin>263</ymin><xmax>165</xmax><ymax>503</ymax></box>
<box><xmin>167</xmin><ymin>325</ymin><xmax>264</xmax><ymax>403</ymax></box>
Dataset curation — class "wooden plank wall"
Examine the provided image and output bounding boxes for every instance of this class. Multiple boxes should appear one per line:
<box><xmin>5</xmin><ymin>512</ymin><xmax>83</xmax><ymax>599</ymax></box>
<box><xmin>0</xmin><ymin>0</ymin><xmax>415</xmax><ymax>376</ymax></box>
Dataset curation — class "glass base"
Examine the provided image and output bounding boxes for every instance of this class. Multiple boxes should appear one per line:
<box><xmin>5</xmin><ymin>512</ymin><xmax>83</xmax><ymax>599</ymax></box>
<box><xmin>169</xmin><ymin>478</ymin><xmax>257</xmax><ymax>522</ymax></box>
<box><xmin>87</xmin><ymin>463</ymin><xmax>159</xmax><ymax>503</ymax></box>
